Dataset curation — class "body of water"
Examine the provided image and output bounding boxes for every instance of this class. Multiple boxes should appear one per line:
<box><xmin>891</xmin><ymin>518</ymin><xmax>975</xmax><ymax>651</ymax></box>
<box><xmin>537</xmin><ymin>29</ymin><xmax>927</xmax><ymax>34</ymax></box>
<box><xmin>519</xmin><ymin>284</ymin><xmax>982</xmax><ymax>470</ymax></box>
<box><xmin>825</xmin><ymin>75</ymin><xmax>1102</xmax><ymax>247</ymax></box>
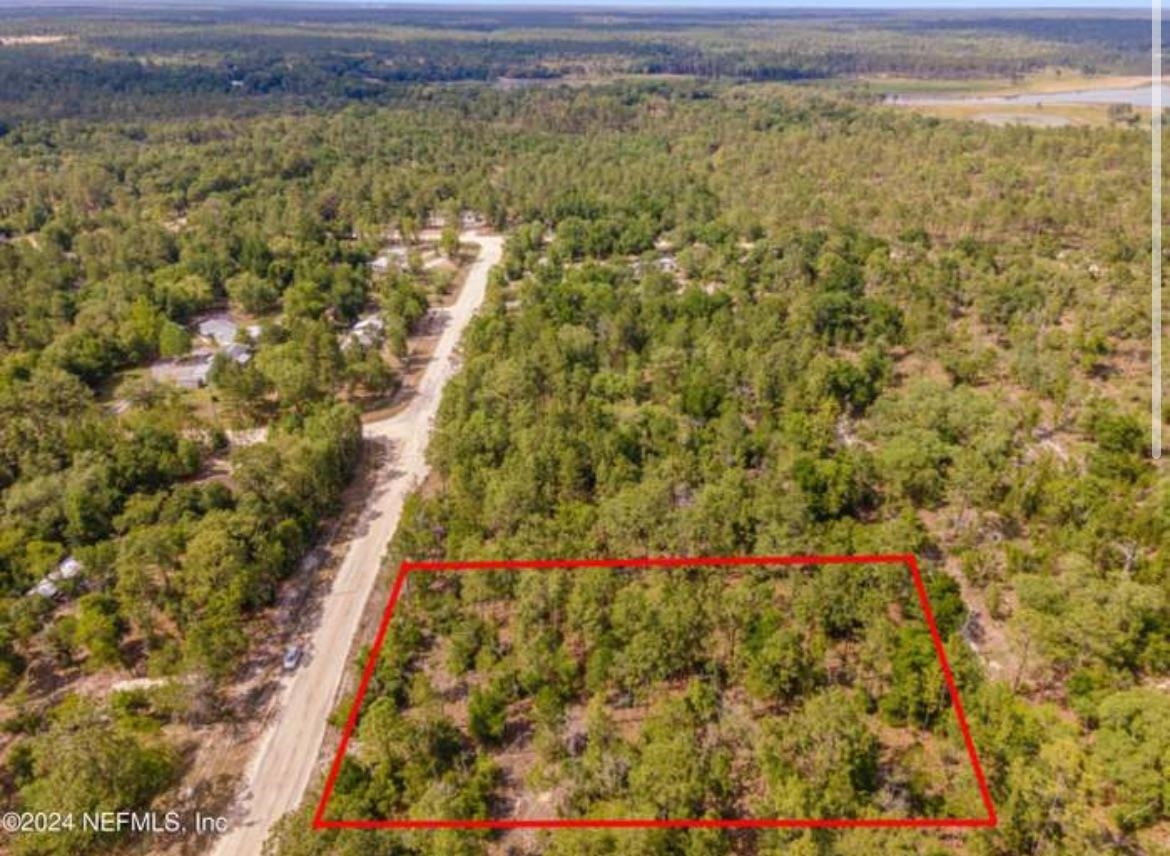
<box><xmin>888</xmin><ymin>82</ymin><xmax>1168</xmax><ymax>108</ymax></box>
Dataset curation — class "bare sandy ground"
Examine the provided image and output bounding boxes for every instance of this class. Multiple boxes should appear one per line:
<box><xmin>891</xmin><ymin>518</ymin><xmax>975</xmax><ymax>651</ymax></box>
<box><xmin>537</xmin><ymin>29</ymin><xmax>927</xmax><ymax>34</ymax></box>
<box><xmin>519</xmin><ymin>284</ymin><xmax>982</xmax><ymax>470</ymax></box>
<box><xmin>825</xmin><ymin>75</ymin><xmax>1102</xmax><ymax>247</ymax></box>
<box><xmin>0</xmin><ymin>35</ymin><xmax>69</xmax><ymax>45</ymax></box>
<box><xmin>212</xmin><ymin>232</ymin><xmax>503</xmax><ymax>856</ymax></box>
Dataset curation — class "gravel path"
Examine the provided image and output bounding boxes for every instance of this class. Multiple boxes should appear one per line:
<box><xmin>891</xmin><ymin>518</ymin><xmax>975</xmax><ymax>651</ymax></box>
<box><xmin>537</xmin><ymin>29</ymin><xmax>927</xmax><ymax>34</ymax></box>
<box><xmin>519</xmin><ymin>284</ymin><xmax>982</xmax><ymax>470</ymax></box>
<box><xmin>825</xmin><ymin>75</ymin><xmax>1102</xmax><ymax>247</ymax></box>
<box><xmin>213</xmin><ymin>232</ymin><xmax>503</xmax><ymax>856</ymax></box>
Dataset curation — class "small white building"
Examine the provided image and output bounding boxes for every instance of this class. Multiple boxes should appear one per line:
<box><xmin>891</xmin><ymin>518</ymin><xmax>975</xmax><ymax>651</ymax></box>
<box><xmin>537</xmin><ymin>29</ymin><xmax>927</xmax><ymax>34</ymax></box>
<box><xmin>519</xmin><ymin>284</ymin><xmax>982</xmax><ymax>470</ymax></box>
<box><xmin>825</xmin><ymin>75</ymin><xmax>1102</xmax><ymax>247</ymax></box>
<box><xmin>150</xmin><ymin>348</ymin><xmax>216</xmax><ymax>389</ymax></box>
<box><xmin>196</xmin><ymin>314</ymin><xmax>239</xmax><ymax>347</ymax></box>
<box><xmin>28</xmin><ymin>579</ymin><xmax>59</xmax><ymax>598</ymax></box>
<box><xmin>152</xmin><ymin>320</ymin><xmax>251</xmax><ymax>389</ymax></box>
<box><xmin>53</xmin><ymin>556</ymin><xmax>83</xmax><ymax>581</ymax></box>
<box><xmin>27</xmin><ymin>556</ymin><xmax>83</xmax><ymax>599</ymax></box>
<box><xmin>371</xmin><ymin>246</ymin><xmax>408</xmax><ymax>273</ymax></box>
<box><xmin>223</xmin><ymin>342</ymin><xmax>252</xmax><ymax>365</ymax></box>
<box><xmin>344</xmin><ymin>315</ymin><xmax>385</xmax><ymax>349</ymax></box>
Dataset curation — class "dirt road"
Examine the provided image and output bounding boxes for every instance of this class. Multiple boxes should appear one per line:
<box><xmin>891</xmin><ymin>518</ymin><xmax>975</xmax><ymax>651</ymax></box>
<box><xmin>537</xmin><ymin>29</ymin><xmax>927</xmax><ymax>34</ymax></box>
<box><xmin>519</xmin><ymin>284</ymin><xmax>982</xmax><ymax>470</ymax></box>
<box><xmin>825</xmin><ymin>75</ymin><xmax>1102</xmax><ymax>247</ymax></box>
<box><xmin>213</xmin><ymin>232</ymin><xmax>503</xmax><ymax>856</ymax></box>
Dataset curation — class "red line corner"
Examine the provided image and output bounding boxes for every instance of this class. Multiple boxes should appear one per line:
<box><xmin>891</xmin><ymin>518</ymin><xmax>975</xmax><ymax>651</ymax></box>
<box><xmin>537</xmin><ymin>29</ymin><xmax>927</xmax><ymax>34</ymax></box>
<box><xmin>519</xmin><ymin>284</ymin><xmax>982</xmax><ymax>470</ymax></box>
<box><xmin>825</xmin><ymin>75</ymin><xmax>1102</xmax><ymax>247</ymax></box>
<box><xmin>313</xmin><ymin>554</ymin><xmax>997</xmax><ymax>831</ymax></box>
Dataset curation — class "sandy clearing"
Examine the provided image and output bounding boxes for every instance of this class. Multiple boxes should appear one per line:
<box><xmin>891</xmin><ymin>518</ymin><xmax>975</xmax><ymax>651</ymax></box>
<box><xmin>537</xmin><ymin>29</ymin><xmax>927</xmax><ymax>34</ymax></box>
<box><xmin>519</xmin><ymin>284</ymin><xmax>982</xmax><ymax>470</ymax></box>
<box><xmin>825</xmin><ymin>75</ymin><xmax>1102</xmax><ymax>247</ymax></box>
<box><xmin>212</xmin><ymin>232</ymin><xmax>503</xmax><ymax>856</ymax></box>
<box><xmin>0</xmin><ymin>35</ymin><xmax>69</xmax><ymax>46</ymax></box>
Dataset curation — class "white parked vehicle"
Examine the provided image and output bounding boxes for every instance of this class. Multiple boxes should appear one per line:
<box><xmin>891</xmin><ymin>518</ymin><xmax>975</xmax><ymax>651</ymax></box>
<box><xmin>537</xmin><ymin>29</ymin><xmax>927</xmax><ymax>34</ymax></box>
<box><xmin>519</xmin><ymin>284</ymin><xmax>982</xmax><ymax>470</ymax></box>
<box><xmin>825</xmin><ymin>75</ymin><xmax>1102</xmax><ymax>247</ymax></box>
<box><xmin>282</xmin><ymin>646</ymin><xmax>303</xmax><ymax>671</ymax></box>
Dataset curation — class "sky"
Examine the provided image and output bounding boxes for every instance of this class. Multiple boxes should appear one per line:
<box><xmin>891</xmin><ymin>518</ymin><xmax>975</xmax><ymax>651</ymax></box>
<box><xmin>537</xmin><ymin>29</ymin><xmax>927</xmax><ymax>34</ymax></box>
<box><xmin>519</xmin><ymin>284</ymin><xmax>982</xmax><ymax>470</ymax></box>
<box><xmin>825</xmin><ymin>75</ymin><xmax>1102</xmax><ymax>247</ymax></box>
<box><xmin>270</xmin><ymin>1</ymin><xmax>1155</xmax><ymax>11</ymax></box>
<box><xmin>39</xmin><ymin>0</ymin><xmax>1150</xmax><ymax>14</ymax></box>
<box><xmin>47</xmin><ymin>0</ymin><xmax>1149</xmax><ymax>11</ymax></box>
<box><xmin>314</xmin><ymin>1</ymin><xmax>1148</xmax><ymax>7</ymax></box>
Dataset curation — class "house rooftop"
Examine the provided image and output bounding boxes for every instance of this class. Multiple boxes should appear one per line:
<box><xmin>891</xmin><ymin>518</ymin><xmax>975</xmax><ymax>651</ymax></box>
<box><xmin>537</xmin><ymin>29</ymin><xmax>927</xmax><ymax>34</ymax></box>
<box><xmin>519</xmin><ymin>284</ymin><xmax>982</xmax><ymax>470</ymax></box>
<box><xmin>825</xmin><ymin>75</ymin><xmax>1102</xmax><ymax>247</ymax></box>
<box><xmin>345</xmin><ymin>314</ymin><xmax>385</xmax><ymax>349</ymax></box>
<box><xmin>27</xmin><ymin>556</ymin><xmax>84</xmax><ymax>598</ymax></box>
<box><xmin>51</xmin><ymin>556</ymin><xmax>83</xmax><ymax>581</ymax></box>
<box><xmin>371</xmin><ymin>246</ymin><xmax>409</xmax><ymax>272</ymax></box>
<box><xmin>196</xmin><ymin>314</ymin><xmax>239</xmax><ymax>347</ymax></box>
<box><xmin>150</xmin><ymin>349</ymin><xmax>215</xmax><ymax>389</ymax></box>
<box><xmin>223</xmin><ymin>342</ymin><xmax>252</xmax><ymax>365</ymax></box>
<box><xmin>28</xmin><ymin>579</ymin><xmax>58</xmax><ymax>598</ymax></box>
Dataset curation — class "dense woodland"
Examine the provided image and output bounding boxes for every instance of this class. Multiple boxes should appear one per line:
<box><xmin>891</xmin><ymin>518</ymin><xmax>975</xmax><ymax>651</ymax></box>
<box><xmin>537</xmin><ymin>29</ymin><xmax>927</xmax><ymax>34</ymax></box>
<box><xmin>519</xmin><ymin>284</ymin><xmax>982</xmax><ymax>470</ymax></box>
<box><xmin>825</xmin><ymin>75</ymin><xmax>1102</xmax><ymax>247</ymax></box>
<box><xmin>316</xmin><ymin>561</ymin><xmax>986</xmax><ymax>832</ymax></box>
<box><xmin>0</xmin><ymin>6</ymin><xmax>1165</xmax><ymax>856</ymax></box>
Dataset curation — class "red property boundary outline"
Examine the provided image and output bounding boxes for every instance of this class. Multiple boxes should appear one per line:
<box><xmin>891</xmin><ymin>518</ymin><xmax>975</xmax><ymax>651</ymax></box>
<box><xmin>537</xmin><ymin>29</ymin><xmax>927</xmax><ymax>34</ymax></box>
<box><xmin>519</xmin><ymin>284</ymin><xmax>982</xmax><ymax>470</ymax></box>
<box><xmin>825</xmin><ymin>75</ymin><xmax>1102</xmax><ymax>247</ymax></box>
<box><xmin>314</xmin><ymin>553</ymin><xmax>998</xmax><ymax>831</ymax></box>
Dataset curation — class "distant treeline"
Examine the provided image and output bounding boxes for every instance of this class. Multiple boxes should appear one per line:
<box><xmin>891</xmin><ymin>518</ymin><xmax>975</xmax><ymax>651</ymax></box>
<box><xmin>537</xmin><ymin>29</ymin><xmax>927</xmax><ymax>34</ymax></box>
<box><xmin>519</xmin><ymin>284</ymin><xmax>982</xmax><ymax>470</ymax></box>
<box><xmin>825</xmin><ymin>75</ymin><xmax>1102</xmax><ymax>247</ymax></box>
<box><xmin>0</xmin><ymin>7</ymin><xmax>1159</xmax><ymax>119</ymax></box>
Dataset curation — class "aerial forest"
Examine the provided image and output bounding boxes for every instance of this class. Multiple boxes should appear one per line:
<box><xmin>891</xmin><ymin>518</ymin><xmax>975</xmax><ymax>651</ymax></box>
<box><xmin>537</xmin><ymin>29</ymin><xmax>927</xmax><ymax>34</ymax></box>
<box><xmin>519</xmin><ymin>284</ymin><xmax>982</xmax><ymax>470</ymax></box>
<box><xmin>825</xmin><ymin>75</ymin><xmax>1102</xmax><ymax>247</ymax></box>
<box><xmin>0</xmin><ymin>6</ymin><xmax>1164</xmax><ymax>856</ymax></box>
